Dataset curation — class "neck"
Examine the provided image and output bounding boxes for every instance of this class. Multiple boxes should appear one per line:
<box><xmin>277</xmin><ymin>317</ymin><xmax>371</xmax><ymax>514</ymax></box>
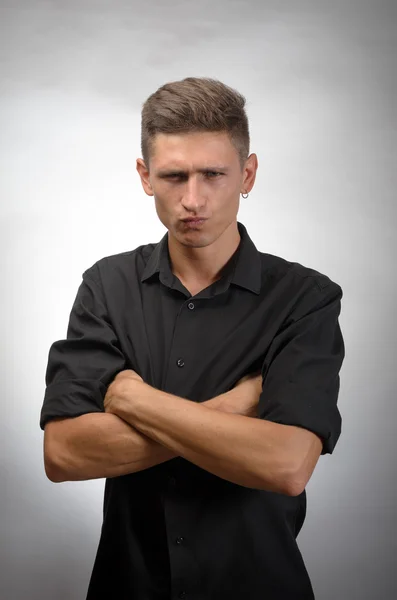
<box><xmin>168</xmin><ymin>220</ymin><xmax>241</xmax><ymax>285</ymax></box>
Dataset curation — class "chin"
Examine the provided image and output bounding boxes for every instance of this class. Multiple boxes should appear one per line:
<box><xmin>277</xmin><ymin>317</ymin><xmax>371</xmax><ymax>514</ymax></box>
<box><xmin>174</xmin><ymin>228</ymin><xmax>212</xmax><ymax>247</ymax></box>
<box><xmin>179</xmin><ymin>233</ymin><xmax>211</xmax><ymax>247</ymax></box>
<box><xmin>185</xmin><ymin>239</ymin><xmax>211</xmax><ymax>248</ymax></box>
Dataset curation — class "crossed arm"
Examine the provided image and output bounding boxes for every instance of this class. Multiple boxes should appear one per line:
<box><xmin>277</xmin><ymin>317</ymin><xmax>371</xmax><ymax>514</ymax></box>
<box><xmin>103</xmin><ymin>374</ymin><xmax>323</xmax><ymax>496</ymax></box>
<box><xmin>45</xmin><ymin>373</ymin><xmax>322</xmax><ymax>496</ymax></box>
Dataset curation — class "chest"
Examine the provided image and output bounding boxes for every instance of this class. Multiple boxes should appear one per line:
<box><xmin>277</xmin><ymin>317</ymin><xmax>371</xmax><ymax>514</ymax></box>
<box><xmin>105</xmin><ymin>279</ymin><xmax>284</xmax><ymax>402</ymax></box>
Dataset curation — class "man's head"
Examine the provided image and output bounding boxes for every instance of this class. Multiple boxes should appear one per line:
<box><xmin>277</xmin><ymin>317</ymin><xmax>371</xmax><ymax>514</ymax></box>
<box><xmin>136</xmin><ymin>77</ymin><xmax>257</xmax><ymax>250</ymax></box>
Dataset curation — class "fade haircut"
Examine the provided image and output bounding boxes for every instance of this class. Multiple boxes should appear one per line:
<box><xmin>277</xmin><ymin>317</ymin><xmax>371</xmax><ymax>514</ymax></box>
<box><xmin>141</xmin><ymin>77</ymin><xmax>250</xmax><ymax>171</ymax></box>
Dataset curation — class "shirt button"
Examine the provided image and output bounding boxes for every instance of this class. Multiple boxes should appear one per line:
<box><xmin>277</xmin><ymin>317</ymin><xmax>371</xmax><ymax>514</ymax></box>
<box><xmin>187</xmin><ymin>302</ymin><xmax>195</xmax><ymax>310</ymax></box>
<box><xmin>178</xmin><ymin>592</ymin><xmax>187</xmax><ymax>599</ymax></box>
<box><xmin>168</xmin><ymin>476</ymin><xmax>176</xmax><ymax>487</ymax></box>
<box><xmin>175</xmin><ymin>536</ymin><xmax>185</xmax><ymax>545</ymax></box>
<box><xmin>176</xmin><ymin>358</ymin><xmax>185</xmax><ymax>367</ymax></box>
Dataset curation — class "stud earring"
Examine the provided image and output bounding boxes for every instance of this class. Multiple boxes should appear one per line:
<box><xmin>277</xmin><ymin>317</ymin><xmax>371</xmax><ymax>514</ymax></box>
<box><xmin>241</xmin><ymin>191</ymin><xmax>249</xmax><ymax>199</ymax></box>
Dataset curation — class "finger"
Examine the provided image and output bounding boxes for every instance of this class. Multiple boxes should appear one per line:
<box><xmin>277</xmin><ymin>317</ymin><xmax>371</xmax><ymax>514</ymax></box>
<box><xmin>115</xmin><ymin>369</ymin><xmax>137</xmax><ymax>379</ymax></box>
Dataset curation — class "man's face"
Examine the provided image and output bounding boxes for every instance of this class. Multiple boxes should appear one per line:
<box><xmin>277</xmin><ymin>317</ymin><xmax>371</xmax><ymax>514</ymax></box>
<box><xmin>137</xmin><ymin>131</ymin><xmax>253</xmax><ymax>249</ymax></box>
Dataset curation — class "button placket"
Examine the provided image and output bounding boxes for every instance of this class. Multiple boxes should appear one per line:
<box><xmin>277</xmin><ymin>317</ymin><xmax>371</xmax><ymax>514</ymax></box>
<box><xmin>175</xmin><ymin>536</ymin><xmax>185</xmax><ymax>545</ymax></box>
<box><xmin>174</xmin><ymin>302</ymin><xmax>195</xmax><ymax>370</ymax></box>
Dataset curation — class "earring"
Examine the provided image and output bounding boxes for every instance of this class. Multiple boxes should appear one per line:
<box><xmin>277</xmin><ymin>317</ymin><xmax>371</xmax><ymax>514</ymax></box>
<box><xmin>241</xmin><ymin>191</ymin><xmax>249</xmax><ymax>199</ymax></box>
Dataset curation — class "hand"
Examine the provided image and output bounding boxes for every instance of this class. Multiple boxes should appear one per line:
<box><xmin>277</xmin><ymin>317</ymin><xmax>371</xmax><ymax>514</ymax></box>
<box><xmin>114</xmin><ymin>368</ymin><xmax>143</xmax><ymax>383</ymax></box>
<box><xmin>104</xmin><ymin>369</ymin><xmax>144</xmax><ymax>414</ymax></box>
<box><xmin>221</xmin><ymin>370</ymin><xmax>263</xmax><ymax>418</ymax></box>
<box><xmin>235</xmin><ymin>370</ymin><xmax>263</xmax><ymax>395</ymax></box>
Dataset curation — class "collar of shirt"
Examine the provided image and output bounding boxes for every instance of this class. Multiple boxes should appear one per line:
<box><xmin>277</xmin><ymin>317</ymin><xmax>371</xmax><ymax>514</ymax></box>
<box><xmin>140</xmin><ymin>221</ymin><xmax>262</xmax><ymax>297</ymax></box>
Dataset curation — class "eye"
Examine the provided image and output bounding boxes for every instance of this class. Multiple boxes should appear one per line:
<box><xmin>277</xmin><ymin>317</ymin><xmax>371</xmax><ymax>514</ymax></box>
<box><xmin>205</xmin><ymin>171</ymin><xmax>222</xmax><ymax>178</ymax></box>
<box><xmin>166</xmin><ymin>174</ymin><xmax>185</xmax><ymax>182</ymax></box>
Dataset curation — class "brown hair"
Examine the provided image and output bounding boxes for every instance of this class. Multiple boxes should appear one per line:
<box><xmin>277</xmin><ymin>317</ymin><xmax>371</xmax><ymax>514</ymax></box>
<box><xmin>141</xmin><ymin>77</ymin><xmax>250</xmax><ymax>170</ymax></box>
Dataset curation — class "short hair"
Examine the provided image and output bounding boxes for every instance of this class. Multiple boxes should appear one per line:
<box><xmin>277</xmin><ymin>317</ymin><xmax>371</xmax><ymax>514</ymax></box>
<box><xmin>141</xmin><ymin>77</ymin><xmax>250</xmax><ymax>170</ymax></box>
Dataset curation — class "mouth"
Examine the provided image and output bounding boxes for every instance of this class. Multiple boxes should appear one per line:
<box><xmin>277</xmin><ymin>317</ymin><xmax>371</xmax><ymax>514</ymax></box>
<box><xmin>181</xmin><ymin>218</ymin><xmax>207</xmax><ymax>223</ymax></box>
<box><xmin>181</xmin><ymin>218</ymin><xmax>207</xmax><ymax>228</ymax></box>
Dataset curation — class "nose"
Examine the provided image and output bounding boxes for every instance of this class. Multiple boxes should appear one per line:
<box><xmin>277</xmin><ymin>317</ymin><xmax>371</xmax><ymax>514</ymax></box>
<box><xmin>181</xmin><ymin>175</ymin><xmax>205</xmax><ymax>212</ymax></box>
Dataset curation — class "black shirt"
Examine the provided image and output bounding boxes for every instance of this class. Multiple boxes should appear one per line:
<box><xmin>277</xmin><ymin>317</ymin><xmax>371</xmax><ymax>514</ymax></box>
<box><xmin>40</xmin><ymin>221</ymin><xmax>345</xmax><ymax>600</ymax></box>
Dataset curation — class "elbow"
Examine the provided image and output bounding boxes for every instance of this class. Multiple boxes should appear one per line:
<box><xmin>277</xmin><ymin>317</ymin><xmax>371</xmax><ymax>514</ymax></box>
<box><xmin>279</xmin><ymin>432</ymin><xmax>323</xmax><ymax>496</ymax></box>
<box><xmin>257</xmin><ymin>465</ymin><xmax>305</xmax><ymax>496</ymax></box>
<box><xmin>260</xmin><ymin>460</ymin><xmax>306</xmax><ymax>497</ymax></box>
<box><xmin>283</xmin><ymin>477</ymin><xmax>306</xmax><ymax>497</ymax></box>
<box><xmin>44</xmin><ymin>458</ymin><xmax>65</xmax><ymax>483</ymax></box>
<box><xmin>282</xmin><ymin>464</ymin><xmax>307</xmax><ymax>497</ymax></box>
<box><xmin>44</xmin><ymin>449</ymin><xmax>69</xmax><ymax>482</ymax></box>
<box><xmin>44</xmin><ymin>437</ymin><xmax>68</xmax><ymax>482</ymax></box>
<box><xmin>43</xmin><ymin>420</ymin><xmax>70</xmax><ymax>482</ymax></box>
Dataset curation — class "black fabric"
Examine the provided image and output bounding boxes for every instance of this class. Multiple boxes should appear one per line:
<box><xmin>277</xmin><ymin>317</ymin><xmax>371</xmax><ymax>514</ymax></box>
<box><xmin>40</xmin><ymin>221</ymin><xmax>345</xmax><ymax>600</ymax></box>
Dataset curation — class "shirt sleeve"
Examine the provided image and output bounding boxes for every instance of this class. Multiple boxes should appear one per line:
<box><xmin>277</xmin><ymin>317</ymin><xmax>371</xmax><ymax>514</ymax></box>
<box><xmin>257</xmin><ymin>279</ymin><xmax>345</xmax><ymax>455</ymax></box>
<box><xmin>39</xmin><ymin>266</ymin><xmax>127</xmax><ymax>430</ymax></box>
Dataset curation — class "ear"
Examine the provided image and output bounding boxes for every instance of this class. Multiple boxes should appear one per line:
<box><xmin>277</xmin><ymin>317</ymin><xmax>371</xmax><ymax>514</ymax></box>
<box><xmin>136</xmin><ymin>158</ymin><xmax>154</xmax><ymax>196</ymax></box>
<box><xmin>241</xmin><ymin>153</ymin><xmax>258</xmax><ymax>195</ymax></box>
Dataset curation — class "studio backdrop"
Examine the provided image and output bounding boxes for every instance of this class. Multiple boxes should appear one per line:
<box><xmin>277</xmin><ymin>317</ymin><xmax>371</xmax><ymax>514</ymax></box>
<box><xmin>2</xmin><ymin>1</ymin><xmax>396</xmax><ymax>599</ymax></box>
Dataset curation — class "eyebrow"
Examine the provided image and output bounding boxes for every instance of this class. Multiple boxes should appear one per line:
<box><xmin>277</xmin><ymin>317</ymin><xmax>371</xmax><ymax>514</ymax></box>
<box><xmin>156</xmin><ymin>166</ymin><xmax>229</xmax><ymax>177</ymax></box>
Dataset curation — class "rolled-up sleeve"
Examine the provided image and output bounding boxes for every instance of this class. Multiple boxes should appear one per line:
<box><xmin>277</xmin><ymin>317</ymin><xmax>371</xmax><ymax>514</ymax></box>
<box><xmin>257</xmin><ymin>280</ymin><xmax>345</xmax><ymax>455</ymax></box>
<box><xmin>39</xmin><ymin>267</ymin><xmax>126</xmax><ymax>430</ymax></box>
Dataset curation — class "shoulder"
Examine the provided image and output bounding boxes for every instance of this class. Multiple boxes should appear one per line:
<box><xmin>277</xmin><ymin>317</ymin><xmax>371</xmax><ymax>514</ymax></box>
<box><xmin>80</xmin><ymin>242</ymin><xmax>158</xmax><ymax>287</ymax></box>
<box><xmin>258</xmin><ymin>250</ymin><xmax>342</xmax><ymax>293</ymax></box>
<box><xmin>257</xmin><ymin>251</ymin><xmax>343</xmax><ymax>323</ymax></box>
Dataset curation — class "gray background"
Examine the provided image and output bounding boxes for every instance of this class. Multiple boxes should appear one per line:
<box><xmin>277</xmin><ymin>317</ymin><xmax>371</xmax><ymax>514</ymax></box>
<box><xmin>1</xmin><ymin>1</ymin><xmax>396</xmax><ymax>598</ymax></box>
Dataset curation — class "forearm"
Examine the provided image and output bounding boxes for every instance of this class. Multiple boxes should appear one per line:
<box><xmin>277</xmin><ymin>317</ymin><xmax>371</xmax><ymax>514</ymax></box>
<box><xmin>112</xmin><ymin>386</ymin><xmax>296</xmax><ymax>494</ymax></box>
<box><xmin>49</xmin><ymin>394</ymin><xmax>227</xmax><ymax>482</ymax></box>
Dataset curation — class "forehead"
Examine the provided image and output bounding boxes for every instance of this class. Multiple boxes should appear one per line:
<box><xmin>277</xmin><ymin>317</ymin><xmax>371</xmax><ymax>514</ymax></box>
<box><xmin>149</xmin><ymin>131</ymin><xmax>239</xmax><ymax>170</ymax></box>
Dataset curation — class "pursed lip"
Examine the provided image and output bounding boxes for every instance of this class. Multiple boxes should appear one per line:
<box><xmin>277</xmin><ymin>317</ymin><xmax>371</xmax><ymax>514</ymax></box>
<box><xmin>181</xmin><ymin>218</ymin><xmax>207</xmax><ymax>222</ymax></box>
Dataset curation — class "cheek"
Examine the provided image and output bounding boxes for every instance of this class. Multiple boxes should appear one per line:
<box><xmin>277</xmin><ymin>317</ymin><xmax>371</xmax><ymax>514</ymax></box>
<box><xmin>154</xmin><ymin>192</ymin><xmax>173</xmax><ymax>213</ymax></box>
<box><xmin>153</xmin><ymin>193</ymin><xmax>176</xmax><ymax>225</ymax></box>
<box><xmin>216</xmin><ymin>180</ymin><xmax>240</xmax><ymax>204</ymax></box>
<box><xmin>154</xmin><ymin>183</ymin><xmax>184</xmax><ymax>207</ymax></box>
<box><xmin>215</xmin><ymin>175</ymin><xmax>239</xmax><ymax>195</ymax></box>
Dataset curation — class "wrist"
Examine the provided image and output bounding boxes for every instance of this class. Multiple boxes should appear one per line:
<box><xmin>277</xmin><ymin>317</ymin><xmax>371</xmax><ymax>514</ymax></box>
<box><xmin>204</xmin><ymin>390</ymin><xmax>235</xmax><ymax>412</ymax></box>
<box><xmin>203</xmin><ymin>395</ymin><xmax>224</xmax><ymax>410</ymax></box>
<box><xmin>110</xmin><ymin>379</ymin><xmax>151</xmax><ymax>421</ymax></box>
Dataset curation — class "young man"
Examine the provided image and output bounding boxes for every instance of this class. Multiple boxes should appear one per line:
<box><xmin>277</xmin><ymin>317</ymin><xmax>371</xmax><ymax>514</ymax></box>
<box><xmin>40</xmin><ymin>77</ymin><xmax>345</xmax><ymax>599</ymax></box>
